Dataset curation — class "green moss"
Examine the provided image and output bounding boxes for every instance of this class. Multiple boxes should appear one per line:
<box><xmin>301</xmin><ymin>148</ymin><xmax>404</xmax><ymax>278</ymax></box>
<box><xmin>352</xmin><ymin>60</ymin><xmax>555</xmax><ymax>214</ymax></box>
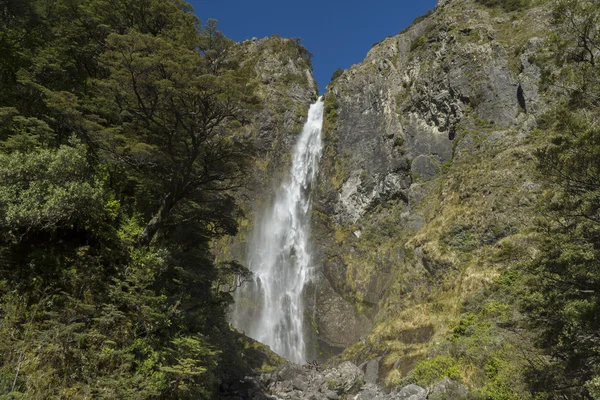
<box><xmin>306</xmin><ymin>310</ymin><xmax>319</xmax><ymax>335</ymax></box>
<box><xmin>392</xmin><ymin>52</ymin><xmax>400</xmax><ymax>67</ymax></box>
<box><xmin>394</xmin><ymin>136</ymin><xmax>405</xmax><ymax>148</ymax></box>
<box><xmin>440</xmin><ymin>160</ymin><xmax>453</xmax><ymax>174</ymax></box>
<box><xmin>328</xmin><ymin>150</ymin><xmax>348</xmax><ymax>190</ymax></box>
<box><xmin>395</xmin><ymin>91</ymin><xmax>410</xmax><ymax>110</ymax></box>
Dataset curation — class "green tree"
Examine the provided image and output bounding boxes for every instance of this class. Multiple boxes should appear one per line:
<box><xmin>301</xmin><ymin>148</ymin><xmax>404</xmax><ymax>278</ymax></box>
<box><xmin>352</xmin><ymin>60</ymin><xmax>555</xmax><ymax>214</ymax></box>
<box><xmin>95</xmin><ymin>29</ymin><xmax>255</xmax><ymax>245</ymax></box>
<box><xmin>522</xmin><ymin>1</ymin><xmax>600</xmax><ymax>397</ymax></box>
<box><xmin>0</xmin><ymin>0</ymin><xmax>256</xmax><ymax>397</ymax></box>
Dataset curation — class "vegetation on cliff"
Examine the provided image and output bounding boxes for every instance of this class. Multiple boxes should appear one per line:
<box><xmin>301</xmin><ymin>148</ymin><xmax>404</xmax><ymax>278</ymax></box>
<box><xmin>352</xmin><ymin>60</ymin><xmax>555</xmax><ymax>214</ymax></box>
<box><xmin>423</xmin><ymin>1</ymin><xmax>600</xmax><ymax>397</ymax></box>
<box><xmin>313</xmin><ymin>0</ymin><xmax>600</xmax><ymax>399</ymax></box>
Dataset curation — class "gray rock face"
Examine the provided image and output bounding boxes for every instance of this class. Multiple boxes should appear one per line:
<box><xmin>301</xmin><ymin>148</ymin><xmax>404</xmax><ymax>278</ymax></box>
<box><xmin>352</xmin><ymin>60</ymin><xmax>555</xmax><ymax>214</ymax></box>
<box><xmin>223</xmin><ymin>1</ymin><xmax>551</xmax><ymax>389</ymax></box>
<box><xmin>310</xmin><ymin>0</ymin><xmax>549</xmax><ymax>358</ymax></box>
<box><xmin>310</xmin><ymin>273</ymin><xmax>373</xmax><ymax>352</ymax></box>
<box><xmin>311</xmin><ymin>16</ymin><xmax>460</xmax><ymax>349</ymax></box>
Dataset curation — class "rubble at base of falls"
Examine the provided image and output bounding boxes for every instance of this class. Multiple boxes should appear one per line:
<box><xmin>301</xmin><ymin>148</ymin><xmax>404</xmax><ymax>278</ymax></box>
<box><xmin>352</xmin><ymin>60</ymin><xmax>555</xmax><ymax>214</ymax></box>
<box><xmin>219</xmin><ymin>361</ymin><xmax>469</xmax><ymax>400</ymax></box>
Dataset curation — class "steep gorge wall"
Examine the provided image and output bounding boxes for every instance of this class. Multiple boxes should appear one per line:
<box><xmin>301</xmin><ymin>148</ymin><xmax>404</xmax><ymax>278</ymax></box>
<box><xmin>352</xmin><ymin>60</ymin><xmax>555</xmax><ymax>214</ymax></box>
<box><xmin>312</xmin><ymin>0</ymin><xmax>552</xmax><ymax>384</ymax></box>
<box><xmin>220</xmin><ymin>1</ymin><xmax>556</xmax><ymax>387</ymax></box>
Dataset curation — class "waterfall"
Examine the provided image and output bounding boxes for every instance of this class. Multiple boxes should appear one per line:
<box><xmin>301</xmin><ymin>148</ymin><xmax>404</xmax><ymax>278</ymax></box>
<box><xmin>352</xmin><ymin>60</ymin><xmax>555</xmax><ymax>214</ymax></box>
<box><xmin>232</xmin><ymin>97</ymin><xmax>324</xmax><ymax>364</ymax></box>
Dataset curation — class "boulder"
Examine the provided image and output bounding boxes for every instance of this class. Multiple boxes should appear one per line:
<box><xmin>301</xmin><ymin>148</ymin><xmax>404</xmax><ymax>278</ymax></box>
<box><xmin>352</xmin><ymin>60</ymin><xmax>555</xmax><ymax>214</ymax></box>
<box><xmin>352</xmin><ymin>382</ymin><xmax>391</xmax><ymax>399</ymax></box>
<box><xmin>322</xmin><ymin>361</ymin><xmax>365</xmax><ymax>394</ymax></box>
<box><xmin>324</xmin><ymin>390</ymin><xmax>339</xmax><ymax>399</ymax></box>
<box><xmin>292</xmin><ymin>375</ymin><xmax>308</xmax><ymax>392</ymax></box>
<box><xmin>393</xmin><ymin>384</ymin><xmax>427</xmax><ymax>400</ymax></box>
<box><xmin>277</xmin><ymin>363</ymin><xmax>308</xmax><ymax>382</ymax></box>
<box><xmin>428</xmin><ymin>377</ymin><xmax>469</xmax><ymax>400</ymax></box>
<box><xmin>364</xmin><ymin>357</ymin><xmax>382</xmax><ymax>384</ymax></box>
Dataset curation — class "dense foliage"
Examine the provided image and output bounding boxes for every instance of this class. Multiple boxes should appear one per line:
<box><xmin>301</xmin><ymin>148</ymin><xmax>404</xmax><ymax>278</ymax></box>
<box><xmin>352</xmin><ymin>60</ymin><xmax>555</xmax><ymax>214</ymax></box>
<box><xmin>0</xmin><ymin>0</ymin><xmax>259</xmax><ymax>398</ymax></box>
<box><xmin>521</xmin><ymin>0</ymin><xmax>600</xmax><ymax>397</ymax></box>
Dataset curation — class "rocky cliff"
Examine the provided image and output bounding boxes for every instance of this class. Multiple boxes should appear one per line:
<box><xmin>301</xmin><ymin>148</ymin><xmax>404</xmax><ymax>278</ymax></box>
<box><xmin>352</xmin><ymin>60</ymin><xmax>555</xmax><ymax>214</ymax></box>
<box><xmin>310</xmin><ymin>0</ymin><xmax>553</xmax><ymax>389</ymax></box>
<box><xmin>224</xmin><ymin>0</ymin><xmax>574</xmax><ymax>395</ymax></box>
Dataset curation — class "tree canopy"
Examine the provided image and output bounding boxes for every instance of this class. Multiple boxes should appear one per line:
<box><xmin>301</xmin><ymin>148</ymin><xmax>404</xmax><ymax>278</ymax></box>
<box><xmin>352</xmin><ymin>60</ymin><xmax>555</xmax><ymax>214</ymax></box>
<box><xmin>0</xmin><ymin>0</ymin><xmax>257</xmax><ymax>397</ymax></box>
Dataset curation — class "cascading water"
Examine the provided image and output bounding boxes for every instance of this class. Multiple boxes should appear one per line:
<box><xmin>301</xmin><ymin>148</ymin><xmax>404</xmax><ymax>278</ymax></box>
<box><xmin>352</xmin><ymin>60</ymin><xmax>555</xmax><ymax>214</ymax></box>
<box><xmin>232</xmin><ymin>97</ymin><xmax>324</xmax><ymax>364</ymax></box>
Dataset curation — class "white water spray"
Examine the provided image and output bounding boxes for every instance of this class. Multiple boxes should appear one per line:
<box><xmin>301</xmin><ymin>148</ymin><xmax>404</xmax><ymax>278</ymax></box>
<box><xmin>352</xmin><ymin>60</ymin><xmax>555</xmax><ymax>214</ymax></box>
<box><xmin>232</xmin><ymin>98</ymin><xmax>324</xmax><ymax>363</ymax></box>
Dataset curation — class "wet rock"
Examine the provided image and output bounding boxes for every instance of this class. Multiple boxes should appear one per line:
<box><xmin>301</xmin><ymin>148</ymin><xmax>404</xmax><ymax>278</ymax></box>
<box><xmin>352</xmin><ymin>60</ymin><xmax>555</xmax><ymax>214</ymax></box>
<box><xmin>312</xmin><ymin>278</ymin><xmax>373</xmax><ymax>350</ymax></box>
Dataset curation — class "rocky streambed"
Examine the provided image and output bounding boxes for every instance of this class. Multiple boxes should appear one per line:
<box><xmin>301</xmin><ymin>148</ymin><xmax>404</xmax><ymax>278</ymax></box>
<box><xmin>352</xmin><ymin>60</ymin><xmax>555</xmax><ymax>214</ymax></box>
<box><xmin>220</xmin><ymin>361</ymin><xmax>470</xmax><ymax>400</ymax></box>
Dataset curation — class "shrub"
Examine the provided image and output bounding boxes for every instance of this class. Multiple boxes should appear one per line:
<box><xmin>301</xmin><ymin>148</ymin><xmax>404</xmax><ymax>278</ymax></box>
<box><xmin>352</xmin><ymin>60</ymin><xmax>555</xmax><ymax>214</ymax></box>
<box><xmin>413</xmin><ymin>356</ymin><xmax>462</xmax><ymax>387</ymax></box>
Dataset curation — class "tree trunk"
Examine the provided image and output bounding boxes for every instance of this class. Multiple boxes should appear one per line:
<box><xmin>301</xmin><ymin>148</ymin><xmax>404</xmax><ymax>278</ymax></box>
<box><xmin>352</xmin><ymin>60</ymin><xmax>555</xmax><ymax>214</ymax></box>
<box><xmin>140</xmin><ymin>193</ymin><xmax>176</xmax><ymax>245</ymax></box>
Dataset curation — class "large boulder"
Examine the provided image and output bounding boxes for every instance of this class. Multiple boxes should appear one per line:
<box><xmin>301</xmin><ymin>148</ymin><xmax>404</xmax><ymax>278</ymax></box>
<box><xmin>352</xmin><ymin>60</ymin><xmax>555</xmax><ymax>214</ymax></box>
<box><xmin>393</xmin><ymin>384</ymin><xmax>427</xmax><ymax>400</ymax></box>
<box><xmin>363</xmin><ymin>357</ymin><xmax>382</xmax><ymax>385</ymax></box>
<box><xmin>277</xmin><ymin>363</ymin><xmax>308</xmax><ymax>382</ymax></box>
<box><xmin>428</xmin><ymin>377</ymin><xmax>469</xmax><ymax>400</ymax></box>
<box><xmin>322</xmin><ymin>361</ymin><xmax>365</xmax><ymax>394</ymax></box>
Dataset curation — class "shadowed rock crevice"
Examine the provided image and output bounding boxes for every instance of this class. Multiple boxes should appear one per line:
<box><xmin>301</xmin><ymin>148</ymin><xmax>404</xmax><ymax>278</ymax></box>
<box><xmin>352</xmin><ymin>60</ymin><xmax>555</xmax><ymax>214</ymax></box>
<box><xmin>517</xmin><ymin>83</ymin><xmax>527</xmax><ymax>113</ymax></box>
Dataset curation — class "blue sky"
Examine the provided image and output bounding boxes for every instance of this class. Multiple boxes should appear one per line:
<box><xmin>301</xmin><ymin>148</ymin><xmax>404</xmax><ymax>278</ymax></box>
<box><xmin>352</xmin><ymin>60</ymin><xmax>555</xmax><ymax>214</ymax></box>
<box><xmin>188</xmin><ymin>1</ymin><xmax>438</xmax><ymax>94</ymax></box>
